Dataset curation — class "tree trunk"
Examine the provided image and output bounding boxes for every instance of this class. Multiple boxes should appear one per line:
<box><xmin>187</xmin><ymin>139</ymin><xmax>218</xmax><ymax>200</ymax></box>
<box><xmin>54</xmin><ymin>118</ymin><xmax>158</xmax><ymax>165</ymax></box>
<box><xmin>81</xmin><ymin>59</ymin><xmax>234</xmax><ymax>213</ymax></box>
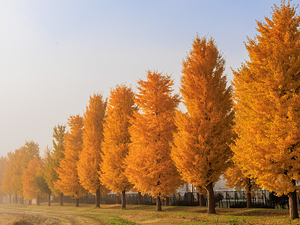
<box><xmin>75</xmin><ymin>198</ymin><xmax>79</xmax><ymax>207</ymax></box>
<box><xmin>96</xmin><ymin>188</ymin><xmax>100</xmax><ymax>207</ymax></box>
<box><xmin>122</xmin><ymin>190</ymin><xmax>126</xmax><ymax>209</ymax></box>
<box><xmin>9</xmin><ymin>194</ymin><xmax>11</xmax><ymax>204</ymax></box>
<box><xmin>289</xmin><ymin>189</ymin><xmax>299</xmax><ymax>219</ymax></box>
<box><xmin>245</xmin><ymin>178</ymin><xmax>252</xmax><ymax>208</ymax></box>
<box><xmin>29</xmin><ymin>199</ymin><xmax>32</xmax><ymax>205</ymax></box>
<box><xmin>200</xmin><ymin>194</ymin><xmax>206</xmax><ymax>206</ymax></box>
<box><xmin>246</xmin><ymin>192</ymin><xmax>252</xmax><ymax>208</ymax></box>
<box><xmin>48</xmin><ymin>194</ymin><xmax>51</xmax><ymax>206</ymax></box>
<box><xmin>138</xmin><ymin>192</ymin><xmax>141</xmax><ymax>205</ymax></box>
<box><xmin>14</xmin><ymin>194</ymin><xmax>17</xmax><ymax>204</ymax></box>
<box><xmin>59</xmin><ymin>193</ymin><xmax>64</xmax><ymax>206</ymax></box>
<box><xmin>21</xmin><ymin>197</ymin><xmax>24</xmax><ymax>204</ymax></box>
<box><xmin>156</xmin><ymin>196</ymin><xmax>162</xmax><ymax>211</ymax></box>
<box><xmin>206</xmin><ymin>182</ymin><xmax>216</xmax><ymax>214</ymax></box>
<box><xmin>36</xmin><ymin>196</ymin><xmax>40</xmax><ymax>206</ymax></box>
<box><xmin>165</xmin><ymin>197</ymin><xmax>169</xmax><ymax>206</ymax></box>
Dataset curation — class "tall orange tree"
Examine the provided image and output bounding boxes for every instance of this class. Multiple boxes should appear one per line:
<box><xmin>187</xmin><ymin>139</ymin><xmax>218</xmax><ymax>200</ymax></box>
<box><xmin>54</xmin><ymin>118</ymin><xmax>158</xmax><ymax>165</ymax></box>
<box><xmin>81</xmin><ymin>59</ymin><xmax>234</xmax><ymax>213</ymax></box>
<box><xmin>232</xmin><ymin>1</ymin><xmax>300</xmax><ymax>219</ymax></box>
<box><xmin>10</xmin><ymin>147</ymin><xmax>28</xmax><ymax>203</ymax></box>
<box><xmin>11</xmin><ymin>141</ymin><xmax>40</xmax><ymax>203</ymax></box>
<box><xmin>101</xmin><ymin>84</ymin><xmax>136</xmax><ymax>209</ymax></box>
<box><xmin>77</xmin><ymin>94</ymin><xmax>108</xmax><ymax>208</ymax></box>
<box><xmin>44</xmin><ymin>125</ymin><xmax>66</xmax><ymax>206</ymax></box>
<box><xmin>23</xmin><ymin>158</ymin><xmax>44</xmax><ymax>205</ymax></box>
<box><xmin>55</xmin><ymin>115</ymin><xmax>87</xmax><ymax>207</ymax></box>
<box><xmin>171</xmin><ymin>36</ymin><xmax>234</xmax><ymax>214</ymax></box>
<box><xmin>35</xmin><ymin>148</ymin><xmax>52</xmax><ymax>206</ymax></box>
<box><xmin>1</xmin><ymin>153</ymin><xmax>13</xmax><ymax>203</ymax></box>
<box><xmin>126</xmin><ymin>71</ymin><xmax>182</xmax><ymax>211</ymax></box>
<box><xmin>0</xmin><ymin>156</ymin><xmax>5</xmax><ymax>202</ymax></box>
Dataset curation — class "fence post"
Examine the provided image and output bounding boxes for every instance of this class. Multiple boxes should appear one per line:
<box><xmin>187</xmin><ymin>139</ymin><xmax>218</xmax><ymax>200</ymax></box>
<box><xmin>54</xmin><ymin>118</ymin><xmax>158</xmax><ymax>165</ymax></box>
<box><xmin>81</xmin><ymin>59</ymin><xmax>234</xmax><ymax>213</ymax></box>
<box><xmin>228</xmin><ymin>192</ymin><xmax>230</xmax><ymax>208</ymax></box>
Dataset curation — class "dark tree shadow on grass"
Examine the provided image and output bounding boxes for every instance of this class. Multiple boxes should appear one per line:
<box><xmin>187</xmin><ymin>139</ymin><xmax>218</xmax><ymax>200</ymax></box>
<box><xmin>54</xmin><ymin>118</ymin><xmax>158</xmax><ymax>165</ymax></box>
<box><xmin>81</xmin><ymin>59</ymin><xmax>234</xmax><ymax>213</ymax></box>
<box><xmin>230</xmin><ymin>209</ymin><xmax>289</xmax><ymax>217</ymax></box>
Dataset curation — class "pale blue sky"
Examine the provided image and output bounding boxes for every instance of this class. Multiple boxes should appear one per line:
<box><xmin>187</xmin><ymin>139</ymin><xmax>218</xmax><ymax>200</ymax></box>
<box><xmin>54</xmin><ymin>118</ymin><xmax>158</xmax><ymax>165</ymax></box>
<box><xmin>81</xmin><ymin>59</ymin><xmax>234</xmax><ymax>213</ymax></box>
<box><xmin>0</xmin><ymin>0</ymin><xmax>288</xmax><ymax>156</ymax></box>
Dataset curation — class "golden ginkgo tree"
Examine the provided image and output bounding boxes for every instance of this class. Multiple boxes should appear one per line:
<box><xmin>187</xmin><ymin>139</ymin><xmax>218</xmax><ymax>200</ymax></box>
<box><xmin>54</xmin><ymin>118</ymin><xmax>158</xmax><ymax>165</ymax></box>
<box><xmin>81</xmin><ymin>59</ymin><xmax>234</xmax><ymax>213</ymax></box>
<box><xmin>126</xmin><ymin>71</ymin><xmax>182</xmax><ymax>211</ymax></box>
<box><xmin>23</xmin><ymin>158</ymin><xmax>43</xmax><ymax>205</ymax></box>
<box><xmin>0</xmin><ymin>156</ymin><xmax>5</xmax><ymax>202</ymax></box>
<box><xmin>171</xmin><ymin>36</ymin><xmax>234</xmax><ymax>214</ymax></box>
<box><xmin>1</xmin><ymin>152</ymin><xmax>14</xmax><ymax>203</ymax></box>
<box><xmin>232</xmin><ymin>1</ymin><xmax>300</xmax><ymax>219</ymax></box>
<box><xmin>55</xmin><ymin>115</ymin><xmax>87</xmax><ymax>207</ymax></box>
<box><xmin>101</xmin><ymin>84</ymin><xmax>136</xmax><ymax>209</ymax></box>
<box><xmin>77</xmin><ymin>94</ymin><xmax>108</xmax><ymax>207</ymax></box>
<box><xmin>5</xmin><ymin>142</ymin><xmax>40</xmax><ymax>204</ymax></box>
<box><xmin>44</xmin><ymin>125</ymin><xmax>66</xmax><ymax>206</ymax></box>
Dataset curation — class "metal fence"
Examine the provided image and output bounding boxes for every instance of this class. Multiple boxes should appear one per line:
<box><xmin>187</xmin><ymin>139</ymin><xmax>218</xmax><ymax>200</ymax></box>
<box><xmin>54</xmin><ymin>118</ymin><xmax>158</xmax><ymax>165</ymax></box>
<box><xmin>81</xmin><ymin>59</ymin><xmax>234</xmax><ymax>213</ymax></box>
<box><xmin>92</xmin><ymin>190</ymin><xmax>291</xmax><ymax>209</ymax></box>
<box><xmin>1</xmin><ymin>190</ymin><xmax>295</xmax><ymax>209</ymax></box>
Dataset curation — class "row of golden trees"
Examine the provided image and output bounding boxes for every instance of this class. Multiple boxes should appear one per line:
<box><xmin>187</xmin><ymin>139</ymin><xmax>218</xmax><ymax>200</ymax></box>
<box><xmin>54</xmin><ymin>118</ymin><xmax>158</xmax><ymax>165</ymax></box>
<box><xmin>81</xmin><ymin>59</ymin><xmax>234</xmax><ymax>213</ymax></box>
<box><xmin>1</xmin><ymin>1</ymin><xmax>300</xmax><ymax>219</ymax></box>
<box><xmin>225</xmin><ymin>1</ymin><xmax>300</xmax><ymax>219</ymax></box>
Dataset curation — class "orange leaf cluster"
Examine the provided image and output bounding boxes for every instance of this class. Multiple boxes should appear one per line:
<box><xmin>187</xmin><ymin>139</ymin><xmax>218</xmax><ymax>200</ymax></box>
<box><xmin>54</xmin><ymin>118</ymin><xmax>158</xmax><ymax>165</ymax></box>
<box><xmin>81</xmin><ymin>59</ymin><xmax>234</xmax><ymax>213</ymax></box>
<box><xmin>232</xmin><ymin>1</ymin><xmax>300</xmax><ymax>195</ymax></box>
<box><xmin>77</xmin><ymin>94</ymin><xmax>108</xmax><ymax>195</ymax></box>
<box><xmin>23</xmin><ymin>158</ymin><xmax>43</xmax><ymax>200</ymax></box>
<box><xmin>126</xmin><ymin>71</ymin><xmax>182</xmax><ymax>198</ymax></box>
<box><xmin>101</xmin><ymin>84</ymin><xmax>136</xmax><ymax>193</ymax></box>
<box><xmin>55</xmin><ymin>115</ymin><xmax>87</xmax><ymax>198</ymax></box>
<box><xmin>171</xmin><ymin>37</ymin><xmax>234</xmax><ymax>189</ymax></box>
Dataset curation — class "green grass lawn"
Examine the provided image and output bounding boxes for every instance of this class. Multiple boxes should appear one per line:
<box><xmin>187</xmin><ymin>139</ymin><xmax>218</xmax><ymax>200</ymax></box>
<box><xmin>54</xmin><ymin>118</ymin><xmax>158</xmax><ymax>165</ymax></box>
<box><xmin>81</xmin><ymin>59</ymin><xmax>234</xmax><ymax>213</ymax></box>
<box><xmin>0</xmin><ymin>203</ymin><xmax>299</xmax><ymax>225</ymax></box>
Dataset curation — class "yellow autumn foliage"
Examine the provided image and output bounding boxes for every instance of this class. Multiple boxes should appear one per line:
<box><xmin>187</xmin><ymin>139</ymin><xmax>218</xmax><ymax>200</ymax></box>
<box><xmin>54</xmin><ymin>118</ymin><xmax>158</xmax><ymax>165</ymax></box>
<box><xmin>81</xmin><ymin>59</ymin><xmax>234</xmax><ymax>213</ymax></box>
<box><xmin>1</xmin><ymin>152</ymin><xmax>15</xmax><ymax>196</ymax></box>
<box><xmin>44</xmin><ymin>125</ymin><xmax>66</xmax><ymax>195</ymax></box>
<box><xmin>232</xmin><ymin>1</ymin><xmax>300</xmax><ymax>196</ymax></box>
<box><xmin>101</xmin><ymin>84</ymin><xmax>136</xmax><ymax>193</ymax></box>
<box><xmin>10</xmin><ymin>147</ymin><xmax>26</xmax><ymax>198</ymax></box>
<box><xmin>77</xmin><ymin>94</ymin><xmax>108</xmax><ymax>197</ymax></box>
<box><xmin>171</xmin><ymin>36</ymin><xmax>234</xmax><ymax>188</ymax></box>
<box><xmin>55</xmin><ymin>115</ymin><xmax>87</xmax><ymax>198</ymax></box>
<box><xmin>224</xmin><ymin>163</ymin><xmax>259</xmax><ymax>194</ymax></box>
<box><xmin>23</xmin><ymin>158</ymin><xmax>43</xmax><ymax>200</ymax></box>
<box><xmin>126</xmin><ymin>71</ymin><xmax>182</xmax><ymax>198</ymax></box>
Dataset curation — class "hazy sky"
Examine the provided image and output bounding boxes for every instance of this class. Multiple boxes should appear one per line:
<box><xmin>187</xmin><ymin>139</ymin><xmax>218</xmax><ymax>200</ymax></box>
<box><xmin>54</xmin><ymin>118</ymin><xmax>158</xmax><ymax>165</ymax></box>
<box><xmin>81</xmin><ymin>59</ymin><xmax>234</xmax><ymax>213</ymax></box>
<box><xmin>0</xmin><ymin>0</ymin><xmax>289</xmax><ymax>157</ymax></box>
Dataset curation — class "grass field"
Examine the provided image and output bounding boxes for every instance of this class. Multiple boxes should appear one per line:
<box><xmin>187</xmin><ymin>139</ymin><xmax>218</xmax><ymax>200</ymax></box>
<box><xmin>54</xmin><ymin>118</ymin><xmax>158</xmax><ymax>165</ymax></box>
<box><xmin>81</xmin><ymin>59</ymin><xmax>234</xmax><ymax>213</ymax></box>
<box><xmin>0</xmin><ymin>203</ymin><xmax>299</xmax><ymax>225</ymax></box>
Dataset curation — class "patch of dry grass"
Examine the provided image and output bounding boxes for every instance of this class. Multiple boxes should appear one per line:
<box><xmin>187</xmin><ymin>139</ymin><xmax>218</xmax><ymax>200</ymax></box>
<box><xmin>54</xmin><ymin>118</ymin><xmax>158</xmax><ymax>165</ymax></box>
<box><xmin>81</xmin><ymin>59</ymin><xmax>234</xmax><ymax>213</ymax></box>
<box><xmin>0</xmin><ymin>203</ymin><xmax>299</xmax><ymax>224</ymax></box>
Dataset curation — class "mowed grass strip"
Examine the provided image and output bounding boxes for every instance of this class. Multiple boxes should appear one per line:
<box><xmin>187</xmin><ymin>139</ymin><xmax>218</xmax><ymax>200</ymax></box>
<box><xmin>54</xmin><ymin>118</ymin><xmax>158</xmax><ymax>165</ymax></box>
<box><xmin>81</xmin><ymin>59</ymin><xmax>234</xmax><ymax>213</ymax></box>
<box><xmin>0</xmin><ymin>203</ymin><xmax>299</xmax><ymax>225</ymax></box>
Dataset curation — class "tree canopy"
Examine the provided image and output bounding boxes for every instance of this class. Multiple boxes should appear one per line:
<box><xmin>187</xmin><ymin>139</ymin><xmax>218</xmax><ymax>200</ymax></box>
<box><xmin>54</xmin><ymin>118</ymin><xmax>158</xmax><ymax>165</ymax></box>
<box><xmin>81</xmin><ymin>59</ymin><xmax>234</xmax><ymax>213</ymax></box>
<box><xmin>126</xmin><ymin>71</ymin><xmax>182</xmax><ymax>211</ymax></box>
<box><xmin>231</xmin><ymin>1</ymin><xmax>300</xmax><ymax>219</ymax></box>
<box><xmin>77</xmin><ymin>94</ymin><xmax>108</xmax><ymax>207</ymax></box>
<box><xmin>44</xmin><ymin>125</ymin><xmax>66</xmax><ymax>196</ymax></box>
<box><xmin>55</xmin><ymin>115</ymin><xmax>87</xmax><ymax>205</ymax></box>
<box><xmin>101</xmin><ymin>84</ymin><xmax>136</xmax><ymax>209</ymax></box>
<box><xmin>171</xmin><ymin>36</ymin><xmax>234</xmax><ymax>214</ymax></box>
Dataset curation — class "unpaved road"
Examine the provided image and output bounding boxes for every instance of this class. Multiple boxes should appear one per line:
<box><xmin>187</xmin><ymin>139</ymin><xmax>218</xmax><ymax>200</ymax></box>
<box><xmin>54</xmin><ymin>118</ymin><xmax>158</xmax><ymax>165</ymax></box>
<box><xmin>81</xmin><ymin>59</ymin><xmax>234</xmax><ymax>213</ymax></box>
<box><xmin>0</xmin><ymin>208</ymin><xmax>104</xmax><ymax>225</ymax></box>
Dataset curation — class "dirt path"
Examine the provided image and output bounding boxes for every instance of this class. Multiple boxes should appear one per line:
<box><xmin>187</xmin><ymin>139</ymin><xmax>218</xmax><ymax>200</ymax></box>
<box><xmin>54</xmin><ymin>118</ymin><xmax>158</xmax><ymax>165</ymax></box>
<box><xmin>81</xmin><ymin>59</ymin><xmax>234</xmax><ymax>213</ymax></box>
<box><xmin>0</xmin><ymin>208</ymin><xmax>104</xmax><ymax>225</ymax></box>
